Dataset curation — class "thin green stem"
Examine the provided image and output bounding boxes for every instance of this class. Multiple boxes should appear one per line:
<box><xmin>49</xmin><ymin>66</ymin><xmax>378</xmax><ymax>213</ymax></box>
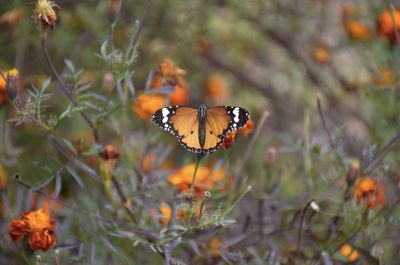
<box><xmin>189</xmin><ymin>154</ymin><xmax>205</xmax><ymax>198</ymax></box>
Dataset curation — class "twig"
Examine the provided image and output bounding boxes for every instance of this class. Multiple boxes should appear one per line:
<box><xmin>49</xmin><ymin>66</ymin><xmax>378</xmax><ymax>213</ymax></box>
<box><xmin>13</xmin><ymin>174</ymin><xmax>114</xmax><ymax>224</ymax></box>
<box><xmin>40</xmin><ymin>33</ymin><xmax>99</xmax><ymax>142</ymax></box>
<box><xmin>110</xmin><ymin>175</ymin><xmax>136</xmax><ymax>223</ymax></box>
<box><xmin>48</xmin><ymin>135</ymin><xmax>101</xmax><ymax>182</ymax></box>
<box><xmin>295</xmin><ymin>199</ymin><xmax>314</xmax><ymax>265</ymax></box>
<box><xmin>361</xmin><ymin>132</ymin><xmax>400</xmax><ymax>175</ymax></box>
<box><xmin>317</xmin><ymin>97</ymin><xmax>346</xmax><ymax>170</ymax></box>
<box><xmin>127</xmin><ymin>0</ymin><xmax>153</xmax><ymax>61</ymax></box>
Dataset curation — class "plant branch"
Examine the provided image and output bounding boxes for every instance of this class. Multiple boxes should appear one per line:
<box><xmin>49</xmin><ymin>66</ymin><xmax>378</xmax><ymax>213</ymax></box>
<box><xmin>127</xmin><ymin>0</ymin><xmax>153</xmax><ymax>61</ymax></box>
<box><xmin>40</xmin><ymin>33</ymin><xmax>99</xmax><ymax>142</ymax></box>
<box><xmin>317</xmin><ymin>97</ymin><xmax>346</xmax><ymax>170</ymax></box>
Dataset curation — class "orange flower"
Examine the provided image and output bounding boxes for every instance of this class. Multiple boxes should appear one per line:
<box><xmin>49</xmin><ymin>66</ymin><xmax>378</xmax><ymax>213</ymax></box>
<box><xmin>167</xmin><ymin>163</ymin><xmax>225</xmax><ymax>196</ymax></box>
<box><xmin>340</xmin><ymin>244</ymin><xmax>359</xmax><ymax>262</ymax></box>
<box><xmin>371</xmin><ymin>67</ymin><xmax>394</xmax><ymax>86</ymax></box>
<box><xmin>0</xmin><ymin>68</ymin><xmax>19</xmax><ymax>105</ymax></box>
<box><xmin>169</xmin><ymin>84</ymin><xmax>189</xmax><ymax>105</ymax></box>
<box><xmin>377</xmin><ymin>9</ymin><xmax>400</xmax><ymax>43</ymax></box>
<box><xmin>312</xmin><ymin>43</ymin><xmax>331</xmax><ymax>64</ymax></box>
<box><xmin>354</xmin><ymin>177</ymin><xmax>385</xmax><ymax>208</ymax></box>
<box><xmin>132</xmin><ymin>94</ymin><xmax>166</xmax><ymax>120</ymax></box>
<box><xmin>343</xmin><ymin>20</ymin><xmax>372</xmax><ymax>40</ymax></box>
<box><xmin>0</xmin><ymin>163</ymin><xmax>6</xmax><ymax>188</ymax></box>
<box><xmin>141</xmin><ymin>152</ymin><xmax>157</xmax><ymax>173</ymax></box>
<box><xmin>33</xmin><ymin>0</ymin><xmax>60</xmax><ymax>29</ymax></box>
<box><xmin>205</xmin><ymin>74</ymin><xmax>228</xmax><ymax>104</ymax></box>
<box><xmin>207</xmin><ymin>238</ymin><xmax>227</xmax><ymax>257</ymax></box>
<box><xmin>9</xmin><ymin>208</ymin><xmax>56</xmax><ymax>251</ymax></box>
<box><xmin>150</xmin><ymin>59</ymin><xmax>189</xmax><ymax>105</ymax></box>
<box><xmin>150</xmin><ymin>204</ymin><xmax>201</xmax><ymax>225</ymax></box>
<box><xmin>239</xmin><ymin>119</ymin><xmax>254</xmax><ymax>138</ymax></box>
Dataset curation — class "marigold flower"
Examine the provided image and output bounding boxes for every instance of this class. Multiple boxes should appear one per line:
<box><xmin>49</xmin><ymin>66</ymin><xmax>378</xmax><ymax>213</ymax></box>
<box><xmin>150</xmin><ymin>59</ymin><xmax>189</xmax><ymax>105</ymax></box>
<box><xmin>340</xmin><ymin>244</ymin><xmax>359</xmax><ymax>262</ymax></box>
<box><xmin>371</xmin><ymin>67</ymin><xmax>394</xmax><ymax>86</ymax></box>
<box><xmin>377</xmin><ymin>9</ymin><xmax>400</xmax><ymax>44</ymax></box>
<box><xmin>167</xmin><ymin>163</ymin><xmax>225</xmax><ymax>196</ymax></box>
<box><xmin>0</xmin><ymin>163</ymin><xmax>6</xmax><ymax>188</ymax></box>
<box><xmin>33</xmin><ymin>0</ymin><xmax>60</xmax><ymax>29</ymax></box>
<box><xmin>205</xmin><ymin>74</ymin><xmax>228</xmax><ymax>104</ymax></box>
<box><xmin>150</xmin><ymin>204</ymin><xmax>201</xmax><ymax>225</ymax></box>
<box><xmin>0</xmin><ymin>68</ymin><xmax>19</xmax><ymax>105</ymax></box>
<box><xmin>354</xmin><ymin>177</ymin><xmax>385</xmax><ymax>208</ymax></box>
<box><xmin>207</xmin><ymin>238</ymin><xmax>227</xmax><ymax>257</ymax></box>
<box><xmin>132</xmin><ymin>94</ymin><xmax>166</xmax><ymax>120</ymax></box>
<box><xmin>221</xmin><ymin>131</ymin><xmax>237</xmax><ymax>150</ymax></box>
<box><xmin>9</xmin><ymin>208</ymin><xmax>56</xmax><ymax>252</ymax></box>
<box><xmin>312</xmin><ymin>43</ymin><xmax>331</xmax><ymax>64</ymax></box>
<box><xmin>343</xmin><ymin>20</ymin><xmax>372</xmax><ymax>40</ymax></box>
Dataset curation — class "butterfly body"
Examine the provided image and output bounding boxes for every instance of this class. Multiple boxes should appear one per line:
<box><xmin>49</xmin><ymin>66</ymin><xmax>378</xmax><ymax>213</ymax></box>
<box><xmin>152</xmin><ymin>105</ymin><xmax>250</xmax><ymax>154</ymax></box>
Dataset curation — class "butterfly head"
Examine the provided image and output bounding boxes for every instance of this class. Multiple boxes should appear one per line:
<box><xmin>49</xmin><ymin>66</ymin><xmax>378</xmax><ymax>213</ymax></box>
<box><xmin>198</xmin><ymin>104</ymin><xmax>207</xmax><ymax>118</ymax></box>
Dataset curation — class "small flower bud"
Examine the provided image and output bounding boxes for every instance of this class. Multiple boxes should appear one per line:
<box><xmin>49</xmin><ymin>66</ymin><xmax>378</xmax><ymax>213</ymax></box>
<box><xmin>347</xmin><ymin>159</ymin><xmax>360</xmax><ymax>186</ymax></box>
<box><xmin>102</xmin><ymin>73</ymin><xmax>114</xmax><ymax>92</ymax></box>
<box><xmin>108</xmin><ymin>0</ymin><xmax>122</xmax><ymax>23</ymax></box>
<box><xmin>265</xmin><ymin>147</ymin><xmax>277</xmax><ymax>165</ymax></box>
<box><xmin>204</xmin><ymin>191</ymin><xmax>211</xmax><ymax>199</ymax></box>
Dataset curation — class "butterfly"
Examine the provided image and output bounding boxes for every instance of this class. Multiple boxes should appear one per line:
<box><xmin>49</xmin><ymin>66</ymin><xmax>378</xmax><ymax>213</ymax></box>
<box><xmin>152</xmin><ymin>104</ymin><xmax>250</xmax><ymax>154</ymax></box>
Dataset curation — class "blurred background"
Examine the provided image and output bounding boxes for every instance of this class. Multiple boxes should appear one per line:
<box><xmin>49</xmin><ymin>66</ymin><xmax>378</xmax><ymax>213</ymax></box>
<box><xmin>1</xmin><ymin>0</ymin><xmax>400</xmax><ymax>264</ymax></box>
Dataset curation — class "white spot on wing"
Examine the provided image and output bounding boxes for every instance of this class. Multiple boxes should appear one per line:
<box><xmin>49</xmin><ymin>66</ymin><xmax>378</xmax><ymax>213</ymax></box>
<box><xmin>233</xmin><ymin>107</ymin><xmax>240</xmax><ymax>123</ymax></box>
<box><xmin>162</xmin><ymin>108</ymin><xmax>170</xmax><ymax>123</ymax></box>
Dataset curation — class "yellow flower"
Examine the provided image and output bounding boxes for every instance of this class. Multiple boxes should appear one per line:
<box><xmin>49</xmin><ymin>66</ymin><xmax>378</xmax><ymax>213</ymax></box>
<box><xmin>0</xmin><ymin>68</ymin><xmax>19</xmax><ymax>105</ymax></box>
<box><xmin>9</xmin><ymin>208</ymin><xmax>57</xmax><ymax>251</ymax></box>
<box><xmin>33</xmin><ymin>0</ymin><xmax>60</xmax><ymax>29</ymax></box>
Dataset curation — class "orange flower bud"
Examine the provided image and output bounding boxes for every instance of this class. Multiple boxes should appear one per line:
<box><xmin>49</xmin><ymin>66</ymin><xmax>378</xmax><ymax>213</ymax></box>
<box><xmin>343</xmin><ymin>19</ymin><xmax>372</xmax><ymax>40</ymax></box>
<box><xmin>340</xmin><ymin>244</ymin><xmax>359</xmax><ymax>262</ymax></box>
<box><xmin>312</xmin><ymin>43</ymin><xmax>331</xmax><ymax>64</ymax></box>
